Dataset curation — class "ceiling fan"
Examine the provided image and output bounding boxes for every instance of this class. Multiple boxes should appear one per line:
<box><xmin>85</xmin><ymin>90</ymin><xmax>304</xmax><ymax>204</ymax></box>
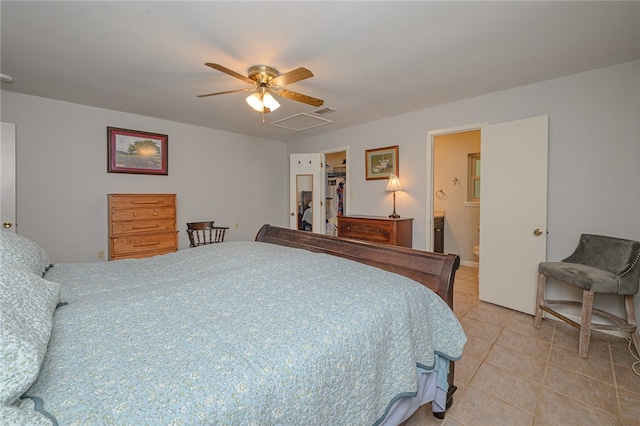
<box><xmin>198</xmin><ymin>63</ymin><xmax>324</xmax><ymax>122</ymax></box>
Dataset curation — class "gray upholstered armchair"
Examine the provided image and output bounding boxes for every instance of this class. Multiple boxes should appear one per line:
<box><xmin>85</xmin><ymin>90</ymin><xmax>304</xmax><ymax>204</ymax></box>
<box><xmin>535</xmin><ymin>234</ymin><xmax>640</xmax><ymax>358</ymax></box>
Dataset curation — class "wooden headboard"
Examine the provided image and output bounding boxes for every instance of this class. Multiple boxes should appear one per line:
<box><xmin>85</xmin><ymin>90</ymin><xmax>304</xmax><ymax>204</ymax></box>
<box><xmin>255</xmin><ymin>224</ymin><xmax>460</xmax><ymax>309</ymax></box>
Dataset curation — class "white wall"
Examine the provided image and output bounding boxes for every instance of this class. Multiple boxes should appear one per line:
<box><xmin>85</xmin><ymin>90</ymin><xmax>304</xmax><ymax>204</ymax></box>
<box><xmin>2</xmin><ymin>61</ymin><xmax>639</xmax><ymax>319</ymax></box>
<box><xmin>289</xmin><ymin>61</ymin><xmax>640</xmax><ymax>251</ymax></box>
<box><xmin>1</xmin><ymin>92</ymin><xmax>288</xmax><ymax>262</ymax></box>
<box><xmin>288</xmin><ymin>60</ymin><xmax>640</xmax><ymax>318</ymax></box>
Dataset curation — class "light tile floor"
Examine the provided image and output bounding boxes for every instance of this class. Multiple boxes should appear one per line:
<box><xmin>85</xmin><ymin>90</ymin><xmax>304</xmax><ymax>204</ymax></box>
<box><xmin>404</xmin><ymin>266</ymin><xmax>640</xmax><ymax>426</ymax></box>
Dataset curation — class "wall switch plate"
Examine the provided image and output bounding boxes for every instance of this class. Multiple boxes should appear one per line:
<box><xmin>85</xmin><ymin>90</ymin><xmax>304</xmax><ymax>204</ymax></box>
<box><xmin>97</xmin><ymin>251</ymin><xmax>105</xmax><ymax>260</ymax></box>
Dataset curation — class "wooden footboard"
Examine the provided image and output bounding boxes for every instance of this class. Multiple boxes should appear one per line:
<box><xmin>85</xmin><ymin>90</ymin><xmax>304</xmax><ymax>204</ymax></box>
<box><xmin>255</xmin><ymin>224</ymin><xmax>461</xmax><ymax>417</ymax></box>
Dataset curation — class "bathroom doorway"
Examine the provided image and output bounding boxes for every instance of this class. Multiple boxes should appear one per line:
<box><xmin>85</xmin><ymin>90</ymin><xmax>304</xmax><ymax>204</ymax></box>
<box><xmin>433</xmin><ymin>130</ymin><xmax>481</xmax><ymax>267</ymax></box>
<box><xmin>427</xmin><ymin>116</ymin><xmax>549</xmax><ymax>315</ymax></box>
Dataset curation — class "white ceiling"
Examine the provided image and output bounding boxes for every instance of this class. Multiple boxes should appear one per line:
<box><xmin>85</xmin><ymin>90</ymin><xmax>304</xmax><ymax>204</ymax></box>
<box><xmin>1</xmin><ymin>1</ymin><xmax>639</xmax><ymax>143</ymax></box>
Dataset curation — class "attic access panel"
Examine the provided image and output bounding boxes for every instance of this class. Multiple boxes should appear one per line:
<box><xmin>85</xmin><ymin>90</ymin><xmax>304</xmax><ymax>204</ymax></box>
<box><xmin>270</xmin><ymin>113</ymin><xmax>333</xmax><ymax>132</ymax></box>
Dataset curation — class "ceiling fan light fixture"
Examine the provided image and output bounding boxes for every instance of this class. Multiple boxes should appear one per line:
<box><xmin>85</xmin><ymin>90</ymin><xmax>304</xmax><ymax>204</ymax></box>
<box><xmin>262</xmin><ymin>92</ymin><xmax>280</xmax><ymax>111</ymax></box>
<box><xmin>246</xmin><ymin>92</ymin><xmax>280</xmax><ymax>113</ymax></box>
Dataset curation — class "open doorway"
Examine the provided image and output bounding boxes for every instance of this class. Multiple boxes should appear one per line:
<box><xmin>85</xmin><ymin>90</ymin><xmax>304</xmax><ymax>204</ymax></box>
<box><xmin>290</xmin><ymin>148</ymin><xmax>349</xmax><ymax>236</ymax></box>
<box><xmin>323</xmin><ymin>147</ymin><xmax>348</xmax><ymax>236</ymax></box>
<box><xmin>427</xmin><ymin>116</ymin><xmax>548</xmax><ymax>315</ymax></box>
<box><xmin>426</xmin><ymin>123</ymin><xmax>485</xmax><ymax>254</ymax></box>
<box><xmin>433</xmin><ymin>130</ymin><xmax>481</xmax><ymax>267</ymax></box>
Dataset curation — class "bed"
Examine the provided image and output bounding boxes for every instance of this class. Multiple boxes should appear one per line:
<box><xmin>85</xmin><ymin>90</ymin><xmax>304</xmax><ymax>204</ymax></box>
<box><xmin>1</xmin><ymin>225</ymin><xmax>466</xmax><ymax>425</ymax></box>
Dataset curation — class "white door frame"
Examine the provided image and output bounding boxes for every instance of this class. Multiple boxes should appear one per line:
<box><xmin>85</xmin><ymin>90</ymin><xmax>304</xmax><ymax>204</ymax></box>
<box><xmin>426</xmin><ymin>122</ymin><xmax>487</xmax><ymax>251</ymax></box>
<box><xmin>289</xmin><ymin>153</ymin><xmax>325</xmax><ymax>234</ymax></box>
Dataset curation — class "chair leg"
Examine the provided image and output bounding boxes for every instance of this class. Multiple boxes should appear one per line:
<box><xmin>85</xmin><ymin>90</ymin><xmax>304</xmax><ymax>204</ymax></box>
<box><xmin>578</xmin><ymin>290</ymin><xmax>595</xmax><ymax>358</ymax></box>
<box><xmin>534</xmin><ymin>273</ymin><xmax>546</xmax><ymax>328</ymax></box>
<box><xmin>624</xmin><ymin>294</ymin><xmax>640</xmax><ymax>358</ymax></box>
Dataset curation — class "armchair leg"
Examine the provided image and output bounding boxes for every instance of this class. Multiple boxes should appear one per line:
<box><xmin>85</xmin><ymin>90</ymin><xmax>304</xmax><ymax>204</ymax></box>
<box><xmin>578</xmin><ymin>290</ymin><xmax>595</xmax><ymax>358</ymax></box>
<box><xmin>534</xmin><ymin>273</ymin><xmax>546</xmax><ymax>328</ymax></box>
<box><xmin>625</xmin><ymin>294</ymin><xmax>640</xmax><ymax>357</ymax></box>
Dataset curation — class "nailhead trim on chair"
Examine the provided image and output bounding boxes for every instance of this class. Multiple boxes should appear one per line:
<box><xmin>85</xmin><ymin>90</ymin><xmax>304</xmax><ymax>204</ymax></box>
<box><xmin>616</xmin><ymin>249</ymin><xmax>640</xmax><ymax>294</ymax></box>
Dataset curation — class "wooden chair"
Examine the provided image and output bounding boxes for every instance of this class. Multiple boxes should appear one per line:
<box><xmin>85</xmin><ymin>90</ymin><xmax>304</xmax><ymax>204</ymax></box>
<box><xmin>186</xmin><ymin>221</ymin><xmax>229</xmax><ymax>247</ymax></box>
<box><xmin>535</xmin><ymin>234</ymin><xmax>640</xmax><ymax>358</ymax></box>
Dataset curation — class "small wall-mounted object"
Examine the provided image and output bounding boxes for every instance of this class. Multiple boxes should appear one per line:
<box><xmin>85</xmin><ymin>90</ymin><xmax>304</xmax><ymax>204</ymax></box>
<box><xmin>452</xmin><ymin>177</ymin><xmax>459</xmax><ymax>185</ymax></box>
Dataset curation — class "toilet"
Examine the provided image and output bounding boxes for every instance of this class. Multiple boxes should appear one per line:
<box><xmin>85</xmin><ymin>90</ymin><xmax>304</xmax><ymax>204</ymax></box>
<box><xmin>473</xmin><ymin>245</ymin><xmax>480</xmax><ymax>277</ymax></box>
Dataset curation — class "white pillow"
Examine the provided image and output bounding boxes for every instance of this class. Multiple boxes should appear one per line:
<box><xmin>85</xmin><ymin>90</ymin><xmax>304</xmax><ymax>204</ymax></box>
<box><xmin>0</xmin><ymin>230</ymin><xmax>51</xmax><ymax>276</ymax></box>
<box><xmin>0</xmin><ymin>268</ymin><xmax>60</xmax><ymax>423</ymax></box>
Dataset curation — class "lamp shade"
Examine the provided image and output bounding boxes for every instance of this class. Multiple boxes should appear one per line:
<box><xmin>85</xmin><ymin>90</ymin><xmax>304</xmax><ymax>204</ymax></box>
<box><xmin>246</xmin><ymin>92</ymin><xmax>280</xmax><ymax>113</ymax></box>
<box><xmin>385</xmin><ymin>174</ymin><xmax>402</xmax><ymax>192</ymax></box>
<box><xmin>262</xmin><ymin>92</ymin><xmax>280</xmax><ymax>111</ymax></box>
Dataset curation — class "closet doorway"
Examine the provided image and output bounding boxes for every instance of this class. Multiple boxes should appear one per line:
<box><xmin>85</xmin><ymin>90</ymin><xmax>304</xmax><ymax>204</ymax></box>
<box><xmin>323</xmin><ymin>148</ymin><xmax>348</xmax><ymax>236</ymax></box>
<box><xmin>289</xmin><ymin>147</ymin><xmax>349</xmax><ymax>236</ymax></box>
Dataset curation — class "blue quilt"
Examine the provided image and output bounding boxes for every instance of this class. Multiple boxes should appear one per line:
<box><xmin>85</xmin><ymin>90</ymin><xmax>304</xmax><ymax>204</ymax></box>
<box><xmin>26</xmin><ymin>241</ymin><xmax>465</xmax><ymax>425</ymax></box>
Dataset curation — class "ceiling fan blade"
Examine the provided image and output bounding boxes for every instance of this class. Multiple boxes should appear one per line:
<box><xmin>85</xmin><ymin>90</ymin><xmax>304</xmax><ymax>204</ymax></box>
<box><xmin>271</xmin><ymin>67</ymin><xmax>314</xmax><ymax>86</ymax></box>
<box><xmin>197</xmin><ymin>88</ymin><xmax>253</xmax><ymax>98</ymax></box>
<box><xmin>274</xmin><ymin>88</ymin><xmax>324</xmax><ymax>107</ymax></box>
<box><xmin>205</xmin><ymin>63</ymin><xmax>254</xmax><ymax>84</ymax></box>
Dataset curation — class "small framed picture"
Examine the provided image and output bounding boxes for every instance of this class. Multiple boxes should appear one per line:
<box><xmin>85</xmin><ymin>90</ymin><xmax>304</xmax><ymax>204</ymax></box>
<box><xmin>365</xmin><ymin>145</ymin><xmax>399</xmax><ymax>180</ymax></box>
<box><xmin>107</xmin><ymin>127</ymin><xmax>168</xmax><ymax>175</ymax></box>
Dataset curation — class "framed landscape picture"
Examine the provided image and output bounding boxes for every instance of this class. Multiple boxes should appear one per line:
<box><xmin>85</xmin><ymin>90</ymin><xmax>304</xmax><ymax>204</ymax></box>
<box><xmin>107</xmin><ymin>127</ymin><xmax>168</xmax><ymax>175</ymax></box>
<box><xmin>365</xmin><ymin>145</ymin><xmax>398</xmax><ymax>180</ymax></box>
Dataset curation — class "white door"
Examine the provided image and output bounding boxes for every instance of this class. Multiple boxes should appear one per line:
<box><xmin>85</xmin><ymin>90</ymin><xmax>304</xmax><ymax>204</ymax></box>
<box><xmin>0</xmin><ymin>122</ymin><xmax>16</xmax><ymax>233</ymax></box>
<box><xmin>479</xmin><ymin>115</ymin><xmax>548</xmax><ymax>315</ymax></box>
<box><xmin>289</xmin><ymin>153</ymin><xmax>325</xmax><ymax>234</ymax></box>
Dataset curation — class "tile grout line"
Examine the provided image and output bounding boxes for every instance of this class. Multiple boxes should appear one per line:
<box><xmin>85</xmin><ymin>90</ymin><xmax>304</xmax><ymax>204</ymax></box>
<box><xmin>532</xmin><ymin>319</ymin><xmax>555</xmax><ymax>425</ymax></box>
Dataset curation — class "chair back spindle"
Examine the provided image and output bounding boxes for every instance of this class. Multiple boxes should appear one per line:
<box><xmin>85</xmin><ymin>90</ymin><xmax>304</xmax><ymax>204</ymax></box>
<box><xmin>186</xmin><ymin>221</ymin><xmax>229</xmax><ymax>247</ymax></box>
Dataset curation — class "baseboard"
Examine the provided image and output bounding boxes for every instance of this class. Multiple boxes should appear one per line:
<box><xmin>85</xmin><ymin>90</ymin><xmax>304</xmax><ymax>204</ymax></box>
<box><xmin>460</xmin><ymin>260</ymin><xmax>479</xmax><ymax>268</ymax></box>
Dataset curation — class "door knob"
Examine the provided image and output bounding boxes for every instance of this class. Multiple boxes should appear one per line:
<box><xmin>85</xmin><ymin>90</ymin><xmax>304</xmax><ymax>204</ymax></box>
<box><xmin>533</xmin><ymin>228</ymin><xmax>543</xmax><ymax>236</ymax></box>
<box><xmin>290</xmin><ymin>212</ymin><xmax>295</xmax><ymax>216</ymax></box>
<box><xmin>2</xmin><ymin>222</ymin><xmax>13</xmax><ymax>228</ymax></box>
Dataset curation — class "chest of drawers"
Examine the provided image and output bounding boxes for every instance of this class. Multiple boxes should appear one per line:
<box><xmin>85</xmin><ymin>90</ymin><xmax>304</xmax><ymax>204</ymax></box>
<box><xmin>337</xmin><ymin>215</ymin><xmax>413</xmax><ymax>248</ymax></box>
<box><xmin>108</xmin><ymin>193</ymin><xmax>178</xmax><ymax>260</ymax></box>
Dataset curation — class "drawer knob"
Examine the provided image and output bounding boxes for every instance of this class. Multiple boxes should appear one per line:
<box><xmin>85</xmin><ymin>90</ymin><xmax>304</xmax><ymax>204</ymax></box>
<box><xmin>133</xmin><ymin>213</ymin><xmax>138</xmax><ymax>217</ymax></box>
<box><xmin>153</xmin><ymin>212</ymin><xmax>157</xmax><ymax>216</ymax></box>
<box><xmin>346</xmin><ymin>225</ymin><xmax>351</xmax><ymax>231</ymax></box>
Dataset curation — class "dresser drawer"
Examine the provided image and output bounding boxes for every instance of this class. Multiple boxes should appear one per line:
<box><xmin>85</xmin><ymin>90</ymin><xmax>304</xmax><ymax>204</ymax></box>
<box><xmin>111</xmin><ymin>218</ymin><xmax>176</xmax><ymax>236</ymax></box>
<box><xmin>338</xmin><ymin>216</ymin><xmax>412</xmax><ymax>247</ymax></box>
<box><xmin>110</xmin><ymin>232</ymin><xmax>177</xmax><ymax>257</ymax></box>
<box><xmin>109</xmin><ymin>195</ymin><xmax>175</xmax><ymax>209</ymax></box>
<box><xmin>339</xmin><ymin>220</ymin><xmax>392</xmax><ymax>244</ymax></box>
<box><xmin>110</xmin><ymin>207</ymin><xmax>175</xmax><ymax>222</ymax></box>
